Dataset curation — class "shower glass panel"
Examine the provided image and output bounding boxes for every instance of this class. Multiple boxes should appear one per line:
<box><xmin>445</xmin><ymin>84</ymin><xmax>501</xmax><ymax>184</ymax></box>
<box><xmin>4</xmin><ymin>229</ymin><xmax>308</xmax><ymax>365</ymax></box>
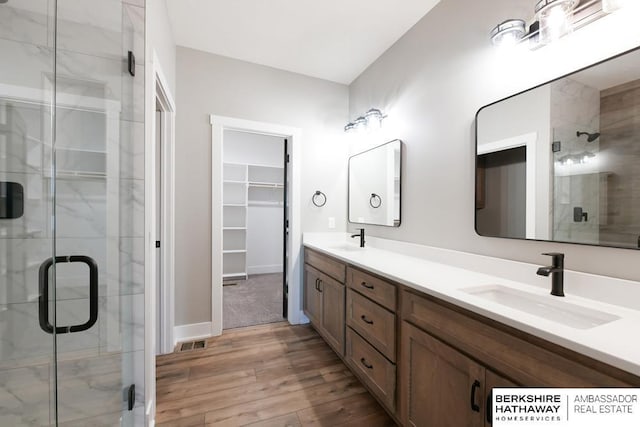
<box><xmin>552</xmin><ymin>126</ymin><xmax>602</xmax><ymax>246</ymax></box>
<box><xmin>0</xmin><ymin>0</ymin><xmax>145</xmax><ymax>425</ymax></box>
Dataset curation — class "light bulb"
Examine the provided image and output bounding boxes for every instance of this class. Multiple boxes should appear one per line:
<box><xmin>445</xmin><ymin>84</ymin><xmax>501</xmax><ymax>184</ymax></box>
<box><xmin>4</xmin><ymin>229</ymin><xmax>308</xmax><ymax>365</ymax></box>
<box><xmin>536</xmin><ymin>0</ymin><xmax>578</xmax><ymax>44</ymax></box>
<box><xmin>364</xmin><ymin>108</ymin><xmax>383</xmax><ymax>131</ymax></box>
<box><xmin>490</xmin><ymin>19</ymin><xmax>526</xmax><ymax>47</ymax></box>
<box><xmin>354</xmin><ymin>116</ymin><xmax>367</xmax><ymax>133</ymax></box>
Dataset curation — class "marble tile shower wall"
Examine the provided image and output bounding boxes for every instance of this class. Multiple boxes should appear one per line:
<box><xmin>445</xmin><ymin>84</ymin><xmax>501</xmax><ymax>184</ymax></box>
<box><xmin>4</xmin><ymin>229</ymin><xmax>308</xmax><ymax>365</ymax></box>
<box><xmin>0</xmin><ymin>0</ymin><xmax>145</xmax><ymax>425</ymax></box>
<box><xmin>551</xmin><ymin>78</ymin><xmax>601</xmax><ymax>244</ymax></box>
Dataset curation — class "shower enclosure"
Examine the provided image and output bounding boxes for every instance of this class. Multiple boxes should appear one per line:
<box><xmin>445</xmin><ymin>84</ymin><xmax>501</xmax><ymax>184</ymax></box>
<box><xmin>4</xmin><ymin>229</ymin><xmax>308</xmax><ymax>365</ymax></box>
<box><xmin>1</xmin><ymin>0</ymin><xmax>145</xmax><ymax>425</ymax></box>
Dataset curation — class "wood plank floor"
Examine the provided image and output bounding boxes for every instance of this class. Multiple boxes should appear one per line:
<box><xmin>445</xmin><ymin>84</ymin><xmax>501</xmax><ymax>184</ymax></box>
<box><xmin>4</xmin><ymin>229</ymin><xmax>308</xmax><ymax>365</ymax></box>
<box><xmin>156</xmin><ymin>322</ymin><xmax>396</xmax><ymax>426</ymax></box>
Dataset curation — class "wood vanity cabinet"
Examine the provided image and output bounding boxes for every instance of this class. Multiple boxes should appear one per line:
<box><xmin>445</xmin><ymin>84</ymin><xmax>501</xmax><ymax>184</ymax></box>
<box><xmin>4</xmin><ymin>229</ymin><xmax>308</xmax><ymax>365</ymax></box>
<box><xmin>401</xmin><ymin>321</ymin><xmax>485</xmax><ymax>427</ymax></box>
<box><xmin>303</xmin><ymin>249</ymin><xmax>346</xmax><ymax>356</ymax></box>
<box><xmin>401</xmin><ymin>321</ymin><xmax>517</xmax><ymax>427</ymax></box>
<box><xmin>345</xmin><ymin>266</ymin><xmax>398</xmax><ymax>412</ymax></box>
<box><xmin>399</xmin><ymin>288</ymin><xmax>640</xmax><ymax>426</ymax></box>
<box><xmin>303</xmin><ymin>246</ymin><xmax>640</xmax><ymax>427</ymax></box>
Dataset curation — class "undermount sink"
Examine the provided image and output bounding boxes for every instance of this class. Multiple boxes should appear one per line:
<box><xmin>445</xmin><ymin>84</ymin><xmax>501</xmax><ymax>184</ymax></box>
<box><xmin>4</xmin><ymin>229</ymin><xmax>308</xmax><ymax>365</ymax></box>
<box><xmin>464</xmin><ymin>285</ymin><xmax>620</xmax><ymax>330</ymax></box>
<box><xmin>328</xmin><ymin>243</ymin><xmax>364</xmax><ymax>252</ymax></box>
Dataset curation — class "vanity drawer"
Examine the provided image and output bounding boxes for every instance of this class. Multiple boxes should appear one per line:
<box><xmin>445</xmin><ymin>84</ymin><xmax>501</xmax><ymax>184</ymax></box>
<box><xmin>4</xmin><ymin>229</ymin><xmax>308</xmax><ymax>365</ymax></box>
<box><xmin>346</xmin><ymin>289</ymin><xmax>396</xmax><ymax>362</ymax></box>
<box><xmin>346</xmin><ymin>328</ymin><xmax>396</xmax><ymax>411</ymax></box>
<box><xmin>305</xmin><ymin>249</ymin><xmax>346</xmax><ymax>283</ymax></box>
<box><xmin>347</xmin><ymin>267</ymin><xmax>396</xmax><ymax>311</ymax></box>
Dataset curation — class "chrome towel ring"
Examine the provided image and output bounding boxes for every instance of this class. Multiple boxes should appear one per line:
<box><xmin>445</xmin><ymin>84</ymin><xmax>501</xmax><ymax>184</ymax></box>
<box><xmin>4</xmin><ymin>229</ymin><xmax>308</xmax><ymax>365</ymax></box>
<box><xmin>312</xmin><ymin>190</ymin><xmax>327</xmax><ymax>207</ymax></box>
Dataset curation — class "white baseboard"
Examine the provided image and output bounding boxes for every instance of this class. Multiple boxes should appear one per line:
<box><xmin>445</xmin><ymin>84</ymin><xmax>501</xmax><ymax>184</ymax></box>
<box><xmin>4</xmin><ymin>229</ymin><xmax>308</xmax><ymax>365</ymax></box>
<box><xmin>289</xmin><ymin>311</ymin><xmax>309</xmax><ymax>325</ymax></box>
<box><xmin>174</xmin><ymin>321</ymin><xmax>212</xmax><ymax>345</ymax></box>
<box><xmin>146</xmin><ymin>399</ymin><xmax>154</xmax><ymax>427</ymax></box>
<box><xmin>247</xmin><ymin>264</ymin><xmax>282</xmax><ymax>275</ymax></box>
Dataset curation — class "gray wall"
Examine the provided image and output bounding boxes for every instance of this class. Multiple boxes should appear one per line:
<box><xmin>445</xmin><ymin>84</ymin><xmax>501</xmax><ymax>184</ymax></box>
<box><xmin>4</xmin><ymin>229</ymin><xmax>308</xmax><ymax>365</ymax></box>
<box><xmin>147</xmin><ymin>0</ymin><xmax>176</xmax><ymax>95</ymax></box>
<box><xmin>348</xmin><ymin>0</ymin><xmax>640</xmax><ymax>281</ymax></box>
<box><xmin>175</xmin><ymin>47</ymin><xmax>349</xmax><ymax>325</ymax></box>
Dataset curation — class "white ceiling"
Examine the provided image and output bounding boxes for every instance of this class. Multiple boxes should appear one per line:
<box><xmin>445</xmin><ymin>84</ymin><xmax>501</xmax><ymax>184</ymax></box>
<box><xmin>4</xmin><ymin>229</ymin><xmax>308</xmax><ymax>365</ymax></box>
<box><xmin>166</xmin><ymin>0</ymin><xmax>441</xmax><ymax>85</ymax></box>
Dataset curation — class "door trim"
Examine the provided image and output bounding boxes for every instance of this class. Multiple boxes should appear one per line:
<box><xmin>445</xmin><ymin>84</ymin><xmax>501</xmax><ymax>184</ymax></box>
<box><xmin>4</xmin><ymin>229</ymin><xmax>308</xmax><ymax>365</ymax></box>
<box><xmin>145</xmin><ymin>49</ymin><xmax>176</xmax><ymax>425</ymax></box>
<box><xmin>210</xmin><ymin>115</ymin><xmax>302</xmax><ymax>336</ymax></box>
<box><xmin>154</xmin><ymin>68</ymin><xmax>176</xmax><ymax>355</ymax></box>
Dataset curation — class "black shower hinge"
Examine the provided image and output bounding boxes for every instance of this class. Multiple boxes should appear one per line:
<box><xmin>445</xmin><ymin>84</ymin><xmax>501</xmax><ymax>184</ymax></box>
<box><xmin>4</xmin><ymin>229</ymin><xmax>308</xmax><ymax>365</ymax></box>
<box><xmin>552</xmin><ymin>141</ymin><xmax>561</xmax><ymax>152</ymax></box>
<box><xmin>128</xmin><ymin>51</ymin><xmax>135</xmax><ymax>77</ymax></box>
<box><xmin>127</xmin><ymin>384</ymin><xmax>135</xmax><ymax>411</ymax></box>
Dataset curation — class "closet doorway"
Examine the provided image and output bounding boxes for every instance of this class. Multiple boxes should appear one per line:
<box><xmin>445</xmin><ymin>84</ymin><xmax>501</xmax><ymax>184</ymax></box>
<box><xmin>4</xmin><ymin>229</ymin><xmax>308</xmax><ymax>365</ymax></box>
<box><xmin>210</xmin><ymin>115</ymin><xmax>302</xmax><ymax>337</ymax></box>
<box><xmin>222</xmin><ymin>131</ymin><xmax>287</xmax><ymax>329</ymax></box>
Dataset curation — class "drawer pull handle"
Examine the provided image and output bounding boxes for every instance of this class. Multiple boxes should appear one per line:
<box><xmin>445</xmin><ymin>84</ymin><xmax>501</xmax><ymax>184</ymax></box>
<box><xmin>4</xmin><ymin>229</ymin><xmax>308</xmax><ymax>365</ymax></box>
<box><xmin>361</xmin><ymin>281</ymin><xmax>374</xmax><ymax>290</ymax></box>
<box><xmin>360</xmin><ymin>358</ymin><xmax>373</xmax><ymax>369</ymax></box>
<box><xmin>315</xmin><ymin>278</ymin><xmax>319</xmax><ymax>291</ymax></box>
<box><xmin>360</xmin><ymin>315</ymin><xmax>374</xmax><ymax>325</ymax></box>
<box><xmin>470</xmin><ymin>380</ymin><xmax>481</xmax><ymax>412</ymax></box>
<box><xmin>317</xmin><ymin>280</ymin><xmax>323</xmax><ymax>293</ymax></box>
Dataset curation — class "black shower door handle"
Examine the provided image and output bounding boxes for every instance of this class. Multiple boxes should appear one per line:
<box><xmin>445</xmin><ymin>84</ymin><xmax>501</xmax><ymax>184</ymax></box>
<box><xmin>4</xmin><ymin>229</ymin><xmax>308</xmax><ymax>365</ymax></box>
<box><xmin>38</xmin><ymin>255</ymin><xmax>99</xmax><ymax>334</ymax></box>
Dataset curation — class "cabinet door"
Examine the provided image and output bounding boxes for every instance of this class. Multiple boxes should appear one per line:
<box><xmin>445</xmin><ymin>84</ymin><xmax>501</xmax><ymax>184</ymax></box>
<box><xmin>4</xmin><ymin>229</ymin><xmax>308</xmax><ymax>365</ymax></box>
<box><xmin>485</xmin><ymin>370</ymin><xmax>518</xmax><ymax>427</ymax></box>
<box><xmin>320</xmin><ymin>274</ymin><xmax>345</xmax><ymax>355</ymax></box>
<box><xmin>303</xmin><ymin>265</ymin><xmax>322</xmax><ymax>326</ymax></box>
<box><xmin>401</xmin><ymin>322</ymin><xmax>484</xmax><ymax>427</ymax></box>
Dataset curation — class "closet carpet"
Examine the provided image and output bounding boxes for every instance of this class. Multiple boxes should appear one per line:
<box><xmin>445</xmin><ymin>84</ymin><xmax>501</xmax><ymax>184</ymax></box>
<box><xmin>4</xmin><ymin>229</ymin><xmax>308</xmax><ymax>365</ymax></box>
<box><xmin>223</xmin><ymin>273</ymin><xmax>285</xmax><ymax>329</ymax></box>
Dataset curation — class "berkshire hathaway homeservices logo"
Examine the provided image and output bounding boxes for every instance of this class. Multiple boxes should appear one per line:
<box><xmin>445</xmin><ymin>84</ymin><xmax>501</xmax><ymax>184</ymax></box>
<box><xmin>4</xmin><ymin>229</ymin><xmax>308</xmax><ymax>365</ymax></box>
<box><xmin>493</xmin><ymin>388</ymin><xmax>640</xmax><ymax>426</ymax></box>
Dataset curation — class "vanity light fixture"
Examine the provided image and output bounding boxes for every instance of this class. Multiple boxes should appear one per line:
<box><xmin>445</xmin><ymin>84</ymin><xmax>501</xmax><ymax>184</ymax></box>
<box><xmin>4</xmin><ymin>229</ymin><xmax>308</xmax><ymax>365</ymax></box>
<box><xmin>489</xmin><ymin>0</ymin><xmax>613</xmax><ymax>48</ymax></box>
<box><xmin>558</xmin><ymin>151</ymin><xmax>596</xmax><ymax>165</ymax></box>
<box><xmin>354</xmin><ymin>116</ymin><xmax>367</xmax><ymax>132</ymax></box>
<box><xmin>344</xmin><ymin>108</ymin><xmax>386</xmax><ymax>133</ymax></box>
<box><xmin>490</xmin><ymin>19</ymin><xmax>527</xmax><ymax>46</ymax></box>
<box><xmin>535</xmin><ymin>0</ymin><xmax>579</xmax><ymax>44</ymax></box>
<box><xmin>344</xmin><ymin>122</ymin><xmax>356</xmax><ymax>132</ymax></box>
<box><xmin>364</xmin><ymin>108</ymin><xmax>384</xmax><ymax>130</ymax></box>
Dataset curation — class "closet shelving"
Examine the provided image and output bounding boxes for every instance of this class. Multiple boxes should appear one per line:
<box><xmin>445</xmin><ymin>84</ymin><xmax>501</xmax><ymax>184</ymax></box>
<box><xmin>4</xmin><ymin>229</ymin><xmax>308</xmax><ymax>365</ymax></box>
<box><xmin>223</xmin><ymin>163</ymin><xmax>248</xmax><ymax>279</ymax></box>
<box><xmin>222</xmin><ymin>162</ymin><xmax>284</xmax><ymax>279</ymax></box>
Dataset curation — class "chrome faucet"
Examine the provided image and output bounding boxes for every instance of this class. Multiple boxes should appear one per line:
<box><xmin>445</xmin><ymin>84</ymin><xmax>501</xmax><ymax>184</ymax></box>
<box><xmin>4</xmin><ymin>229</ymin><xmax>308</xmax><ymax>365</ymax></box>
<box><xmin>351</xmin><ymin>228</ymin><xmax>365</xmax><ymax>248</ymax></box>
<box><xmin>536</xmin><ymin>252</ymin><xmax>564</xmax><ymax>297</ymax></box>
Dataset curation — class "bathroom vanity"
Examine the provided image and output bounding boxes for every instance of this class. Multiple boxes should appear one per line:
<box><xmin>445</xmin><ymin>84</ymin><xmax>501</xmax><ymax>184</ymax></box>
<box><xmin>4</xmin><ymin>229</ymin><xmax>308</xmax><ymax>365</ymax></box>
<box><xmin>303</xmin><ymin>235</ymin><xmax>640</xmax><ymax>426</ymax></box>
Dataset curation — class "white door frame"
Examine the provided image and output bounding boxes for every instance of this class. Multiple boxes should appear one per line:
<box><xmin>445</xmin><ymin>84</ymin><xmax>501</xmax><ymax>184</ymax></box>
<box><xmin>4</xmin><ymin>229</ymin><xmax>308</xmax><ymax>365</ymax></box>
<box><xmin>154</xmin><ymin>70</ymin><xmax>176</xmax><ymax>354</ymax></box>
<box><xmin>477</xmin><ymin>132</ymin><xmax>539</xmax><ymax>239</ymax></box>
<box><xmin>210</xmin><ymin>115</ymin><xmax>303</xmax><ymax>336</ymax></box>
<box><xmin>145</xmin><ymin>50</ymin><xmax>176</xmax><ymax>361</ymax></box>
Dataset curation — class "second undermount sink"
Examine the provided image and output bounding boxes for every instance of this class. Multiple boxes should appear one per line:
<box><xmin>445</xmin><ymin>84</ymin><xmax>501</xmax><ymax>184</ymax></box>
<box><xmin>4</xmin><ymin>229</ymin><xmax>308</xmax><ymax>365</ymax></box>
<box><xmin>328</xmin><ymin>243</ymin><xmax>364</xmax><ymax>252</ymax></box>
<box><xmin>464</xmin><ymin>285</ymin><xmax>620</xmax><ymax>330</ymax></box>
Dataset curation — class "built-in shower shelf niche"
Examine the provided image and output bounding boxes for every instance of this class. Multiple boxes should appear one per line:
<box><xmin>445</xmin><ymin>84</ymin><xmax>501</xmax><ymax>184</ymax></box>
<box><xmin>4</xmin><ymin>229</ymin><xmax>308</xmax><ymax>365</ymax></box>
<box><xmin>54</xmin><ymin>148</ymin><xmax>107</xmax><ymax>178</ymax></box>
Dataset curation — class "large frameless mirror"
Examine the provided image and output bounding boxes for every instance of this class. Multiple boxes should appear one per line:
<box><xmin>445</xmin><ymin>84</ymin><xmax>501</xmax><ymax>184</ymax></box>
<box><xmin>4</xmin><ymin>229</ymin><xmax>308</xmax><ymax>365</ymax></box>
<box><xmin>475</xmin><ymin>46</ymin><xmax>640</xmax><ymax>249</ymax></box>
<box><xmin>349</xmin><ymin>139</ymin><xmax>402</xmax><ymax>227</ymax></box>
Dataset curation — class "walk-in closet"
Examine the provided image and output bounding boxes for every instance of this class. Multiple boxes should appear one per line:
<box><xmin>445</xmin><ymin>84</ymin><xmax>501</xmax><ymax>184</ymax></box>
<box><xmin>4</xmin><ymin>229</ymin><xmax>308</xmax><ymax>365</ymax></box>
<box><xmin>222</xmin><ymin>130</ymin><xmax>285</xmax><ymax>329</ymax></box>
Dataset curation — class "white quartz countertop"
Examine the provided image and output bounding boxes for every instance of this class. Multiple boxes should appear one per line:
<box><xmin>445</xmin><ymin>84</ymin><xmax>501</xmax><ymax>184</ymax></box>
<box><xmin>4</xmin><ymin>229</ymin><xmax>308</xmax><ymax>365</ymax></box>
<box><xmin>303</xmin><ymin>233</ymin><xmax>640</xmax><ymax>377</ymax></box>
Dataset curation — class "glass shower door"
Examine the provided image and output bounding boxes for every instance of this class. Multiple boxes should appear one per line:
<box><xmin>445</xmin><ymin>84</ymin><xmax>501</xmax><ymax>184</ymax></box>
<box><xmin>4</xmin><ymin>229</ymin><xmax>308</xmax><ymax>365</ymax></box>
<box><xmin>1</xmin><ymin>0</ymin><xmax>145</xmax><ymax>425</ymax></box>
<box><xmin>0</xmin><ymin>0</ymin><xmax>57</xmax><ymax>424</ymax></box>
